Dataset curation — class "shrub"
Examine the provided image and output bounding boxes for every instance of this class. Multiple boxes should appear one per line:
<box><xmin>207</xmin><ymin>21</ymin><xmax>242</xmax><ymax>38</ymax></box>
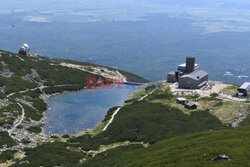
<box><xmin>32</xmin><ymin>98</ymin><xmax>47</xmax><ymax>112</ymax></box>
<box><xmin>0</xmin><ymin>150</ymin><xmax>15</xmax><ymax>163</ymax></box>
<box><xmin>12</xmin><ymin>142</ymin><xmax>86</xmax><ymax>167</ymax></box>
<box><xmin>27</xmin><ymin>126</ymin><xmax>42</xmax><ymax>134</ymax></box>
<box><xmin>17</xmin><ymin>125</ymin><xmax>23</xmax><ymax>129</ymax></box>
<box><xmin>210</xmin><ymin>93</ymin><xmax>219</xmax><ymax>98</ymax></box>
<box><xmin>0</xmin><ymin>131</ymin><xmax>16</xmax><ymax>149</ymax></box>
<box><xmin>22</xmin><ymin>104</ymin><xmax>43</xmax><ymax>121</ymax></box>
<box><xmin>62</xmin><ymin>134</ymin><xmax>70</xmax><ymax>138</ymax></box>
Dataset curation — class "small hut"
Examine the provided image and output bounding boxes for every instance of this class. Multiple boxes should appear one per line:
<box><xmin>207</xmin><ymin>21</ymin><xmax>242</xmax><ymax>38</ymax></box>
<box><xmin>176</xmin><ymin>97</ymin><xmax>187</xmax><ymax>105</ymax></box>
<box><xmin>185</xmin><ymin>102</ymin><xmax>197</xmax><ymax>110</ymax></box>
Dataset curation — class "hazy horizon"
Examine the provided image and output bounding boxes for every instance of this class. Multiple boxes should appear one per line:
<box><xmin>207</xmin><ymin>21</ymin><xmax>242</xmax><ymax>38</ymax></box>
<box><xmin>0</xmin><ymin>0</ymin><xmax>249</xmax><ymax>84</ymax></box>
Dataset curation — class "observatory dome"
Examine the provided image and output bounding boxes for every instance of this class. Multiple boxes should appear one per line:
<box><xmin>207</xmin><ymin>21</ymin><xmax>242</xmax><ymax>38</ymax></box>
<box><xmin>19</xmin><ymin>43</ymin><xmax>30</xmax><ymax>55</ymax></box>
<box><xmin>19</xmin><ymin>43</ymin><xmax>30</xmax><ymax>52</ymax></box>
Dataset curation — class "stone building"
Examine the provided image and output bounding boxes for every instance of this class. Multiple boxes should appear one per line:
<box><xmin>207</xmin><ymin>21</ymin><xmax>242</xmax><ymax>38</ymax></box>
<box><xmin>167</xmin><ymin>57</ymin><xmax>208</xmax><ymax>89</ymax></box>
<box><xmin>178</xmin><ymin>69</ymin><xmax>208</xmax><ymax>89</ymax></box>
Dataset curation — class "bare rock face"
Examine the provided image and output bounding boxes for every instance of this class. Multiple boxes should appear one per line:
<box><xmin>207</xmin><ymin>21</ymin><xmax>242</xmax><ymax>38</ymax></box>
<box><xmin>0</xmin><ymin>68</ymin><xmax>14</xmax><ymax>78</ymax></box>
<box><xmin>211</xmin><ymin>154</ymin><xmax>230</xmax><ymax>161</ymax></box>
<box><xmin>21</xmin><ymin>69</ymin><xmax>42</xmax><ymax>84</ymax></box>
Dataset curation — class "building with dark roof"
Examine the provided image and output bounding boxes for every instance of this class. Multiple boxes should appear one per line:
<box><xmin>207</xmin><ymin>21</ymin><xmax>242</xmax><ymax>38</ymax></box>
<box><xmin>185</xmin><ymin>102</ymin><xmax>197</xmax><ymax>110</ymax></box>
<box><xmin>167</xmin><ymin>71</ymin><xmax>177</xmax><ymax>83</ymax></box>
<box><xmin>167</xmin><ymin>57</ymin><xmax>208</xmax><ymax>89</ymax></box>
<box><xmin>176</xmin><ymin>97</ymin><xmax>187</xmax><ymax>104</ymax></box>
<box><xmin>179</xmin><ymin>70</ymin><xmax>208</xmax><ymax>89</ymax></box>
<box><xmin>177</xmin><ymin>63</ymin><xmax>199</xmax><ymax>72</ymax></box>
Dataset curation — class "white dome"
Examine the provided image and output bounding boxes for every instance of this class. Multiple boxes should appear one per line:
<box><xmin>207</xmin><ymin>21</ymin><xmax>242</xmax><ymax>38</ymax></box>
<box><xmin>23</xmin><ymin>43</ymin><xmax>29</xmax><ymax>48</ymax></box>
<box><xmin>19</xmin><ymin>43</ymin><xmax>30</xmax><ymax>52</ymax></box>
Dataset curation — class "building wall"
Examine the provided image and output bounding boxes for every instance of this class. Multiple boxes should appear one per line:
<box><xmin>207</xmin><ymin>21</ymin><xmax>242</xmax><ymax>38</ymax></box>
<box><xmin>185</xmin><ymin>57</ymin><xmax>195</xmax><ymax>73</ymax></box>
<box><xmin>179</xmin><ymin>74</ymin><xmax>208</xmax><ymax>89</ymax></box>
<box><xmin>167</xmin><ymin>73</ymin><xmax>177</xmax><ymax>83</ymax></box>
<box><xmin>19</xmin><ymin>50</ymin><xmax>28</xmax><ymax>56</ymax></box>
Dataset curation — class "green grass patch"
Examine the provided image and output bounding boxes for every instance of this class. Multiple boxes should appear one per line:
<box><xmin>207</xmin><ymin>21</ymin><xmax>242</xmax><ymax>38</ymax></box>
<box><xmin>221</xmin><ymin>85</ymin><xmax>239</xmax><ymax>96</ymax></box>
<box><xmin>240</xmin><ymin>114</ymin><xmax>250</xmax><ymax>126</ymax></box>
<box><xmin>209</xmin><ymin>101</ymin><xmax>249</xmax><ymax>124</ymax></box>
<box><xmin>131</xmin><ymin>88</ymin><xmax>150</xmax><ymax>99</ymax></box>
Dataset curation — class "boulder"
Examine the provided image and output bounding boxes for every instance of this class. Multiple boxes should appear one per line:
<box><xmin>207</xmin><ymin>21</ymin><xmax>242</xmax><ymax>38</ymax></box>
<box><xmin>211</xmin><ymin>154</ymin><xmax>230</xmax><ymax>161</ymax></box>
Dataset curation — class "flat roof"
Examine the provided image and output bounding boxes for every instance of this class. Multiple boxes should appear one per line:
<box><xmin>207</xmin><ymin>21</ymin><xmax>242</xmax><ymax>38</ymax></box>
<box><xmin>185</xmin><ymin>102</ymin><xmax>196</xmax><ymax>106</ymax></box>
<box><xmin>239</xmin><ymin>82</ymin><xmax>250</xmax><ymax>90</ymax></box>
<box><xmin>178</xmin><ymin>63</ymin><xmax>199</xmax><ymax>68</ymax></box>
<box><xmin>180</xmin><ymin>69</ymin><xmax>208</xmax><ymax>81</ymax></box>
<box><xmin>176</xmin><ymin>97</ymin><xmax>187</xmax><ymax>101</ymax></box>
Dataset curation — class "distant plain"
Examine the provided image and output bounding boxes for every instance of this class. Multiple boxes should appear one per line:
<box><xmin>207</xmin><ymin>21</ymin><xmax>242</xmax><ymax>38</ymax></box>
<box><xmin>0</xmin><ymin>0</ymin><xmax>250</xmax><ymax>84</ymax></box>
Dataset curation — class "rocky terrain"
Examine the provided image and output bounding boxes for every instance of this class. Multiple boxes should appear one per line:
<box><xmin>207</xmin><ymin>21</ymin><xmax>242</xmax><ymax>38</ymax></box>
<box><xmin>0</xmin><ymin>49</ymin><xmax>146</xmax><ymax>156</ymax></box>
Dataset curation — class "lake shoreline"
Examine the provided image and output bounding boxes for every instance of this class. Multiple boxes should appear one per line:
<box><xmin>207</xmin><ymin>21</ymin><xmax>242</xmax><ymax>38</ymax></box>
<box><xmin>42</xmin><ymin>85</ymin><xmax>142</xmax><ymax>137</ymax></box>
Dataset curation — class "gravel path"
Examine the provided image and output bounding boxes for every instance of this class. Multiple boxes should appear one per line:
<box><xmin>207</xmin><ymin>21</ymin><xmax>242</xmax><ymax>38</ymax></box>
<box><xmin>8</xmin><ymin>103</ymin><xmax>24</xmax><ymax>134</ymax></box>
<box><xmin>139</xmin><ymin>90</ymin><xmax>155</xmax><ymax>101</ymax></box>
<box><xmin>102</xmin><ymin>107</ymin><xmax>121</xmax><ymax>131</ymax></box>
<box><xmin>103</xmin><ymin>89</ymin><xmax>155</xmax><ymax>131</ymax></box>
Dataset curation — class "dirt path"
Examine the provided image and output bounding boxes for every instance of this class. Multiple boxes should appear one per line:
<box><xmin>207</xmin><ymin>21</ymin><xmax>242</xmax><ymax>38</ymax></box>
<box><xmin>139</xmin><ymin>90</ymin><xmax>155</xmax><ymax>101</ymax></box>
<box><xmin>116</xmin><ymin>70</ymin><xmax>127</xmax><ymax>82</ymax></box>
<box><xmin>103</xmin><ymin>89</ymin><xmax>155</xmax><ymax>131</ymax></box>
<box><xmin>5</xmin><ymin>84</ymin><xmax>80</xmax><ymax>133</ymax></box>
<box><xmin>6</xmin><ymin>85</ymin><xmax>48</xmax><ymax>98</ymax></box>
<box><xmin>60</xmin><ymin>62</ymin><xmax>126</xmax><ymax>81</ymax></box>
<box><xmin>102</xmin><ymin>107</ymin><xmax>121</xmax><ymax>131</ymax></box>
<box><xmin>6</xmin><ymin>84</ymin><xmax>80</xmax><ymax>98</ymax></box>
<box><xmin>8</xmin><ymin>103</ymin><xmax>24</xmax><ymax>134</ymax></box>
<box><xmin>6</xmin><ymin>87</ymin><xmax>39</xmax><ymax>98</ymax></box>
